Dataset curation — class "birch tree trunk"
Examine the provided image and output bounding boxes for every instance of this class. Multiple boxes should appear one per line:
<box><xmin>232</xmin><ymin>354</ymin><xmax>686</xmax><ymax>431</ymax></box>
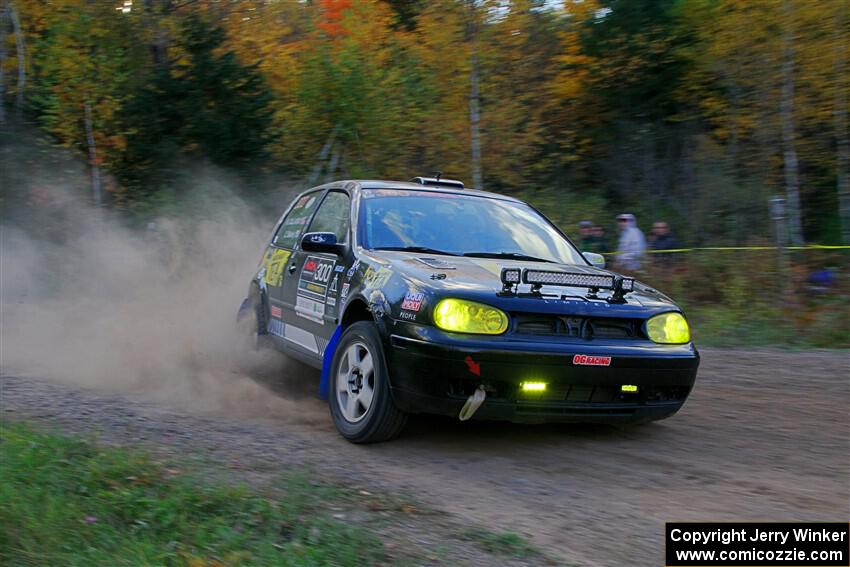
<box><xmin>84</xmin><ymin>103</ymin><xmax>103</xmax><ymax>206</ymax></box>
<box><xmin>324</xmin><ymin>146</ymin><xmax>341</xmax><ymax>184</ymax></box>
<box><xmin>835</xmin><ymin>10</ymin><xmax>850</xmax><ymax>245</ymax></box>
<box><xmin>469</xmin><ymin>50</ymin><xmax>483</xmax><ymax>189</ymax></box>
<box><xmin>307</xmin><ymin>124</ymin><xmax>339</xmax><ymax>187</ymax></box>
<box><xmin>780</xmin><ymin>0</ymin><xmax>803</xmax><ymax>245</ymax></box>
<box><xmin>7</xmin><ymin>0</ymin><xmax>24</xmax><ymax>117</ymax></box>
<box><xmin>466</xmin><ymin>0</ymin><xmax>482</xmax><ymax>189</ymax></box>
<box><xmin>0</xmin><ymin>4</ymin><xmax>7</xmax><ymax>125</ymax></box>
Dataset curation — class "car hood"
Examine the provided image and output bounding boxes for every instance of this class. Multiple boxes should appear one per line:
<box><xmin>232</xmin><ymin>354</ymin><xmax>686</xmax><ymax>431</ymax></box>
<box><xmin>364</xmin><ymin>250</ymin><xmax>676</xmax><ymax>310</ymax></box>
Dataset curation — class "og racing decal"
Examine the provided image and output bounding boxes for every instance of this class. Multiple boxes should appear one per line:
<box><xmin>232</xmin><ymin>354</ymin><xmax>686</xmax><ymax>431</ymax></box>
<box><xmin>296</xmin><ymin>255</ymin><xmax>336</xmax><ymax>324</ymax></box>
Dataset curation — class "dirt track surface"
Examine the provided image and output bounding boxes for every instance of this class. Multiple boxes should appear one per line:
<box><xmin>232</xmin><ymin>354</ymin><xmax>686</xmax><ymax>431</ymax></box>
<box><xmin>2</xmin><ymin>349</ymin><xmax>849</xmax><ymax>567</ymax></box>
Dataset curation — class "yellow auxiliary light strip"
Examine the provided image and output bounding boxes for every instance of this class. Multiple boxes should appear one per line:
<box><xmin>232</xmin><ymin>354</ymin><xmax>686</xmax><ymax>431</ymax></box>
<box><xmin>621</xmin><ymin>385</ymin><xmax>638</xmax><ymax>393</ymax></box>
<box><xmin>520</xmin><ymin>382</ymin><xmax>547</xmax><ymax>392</ymax></box>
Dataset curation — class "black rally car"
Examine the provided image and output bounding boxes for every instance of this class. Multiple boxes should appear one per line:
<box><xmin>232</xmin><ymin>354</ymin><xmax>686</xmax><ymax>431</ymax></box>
<box><xmin>239</xmin><ymin>178</ymin><xmax>699</xmax><ymax>443</ymax></box>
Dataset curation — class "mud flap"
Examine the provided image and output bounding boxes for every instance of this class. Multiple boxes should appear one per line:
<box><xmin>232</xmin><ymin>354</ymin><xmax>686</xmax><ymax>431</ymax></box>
<box><xmin>236</xmin><ymin>297</ymin><xmax>252</xmax><ymax>322</ymax></box>
<box><xmin>319</xmin><ymin>325</ymin><xmax>343</xmax><ymax>400</ymax></box>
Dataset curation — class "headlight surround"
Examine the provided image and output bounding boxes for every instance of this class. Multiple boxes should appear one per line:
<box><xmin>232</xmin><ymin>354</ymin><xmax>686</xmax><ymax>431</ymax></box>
<box><xmin>432</xmin><ymin>298</ymin><xmax>509</xmax><ymax>335</ymax></box>
<box><xmin>646</xmin><ymin>312</ymin><xmax>691</xmax><ymax>344</ymax></box>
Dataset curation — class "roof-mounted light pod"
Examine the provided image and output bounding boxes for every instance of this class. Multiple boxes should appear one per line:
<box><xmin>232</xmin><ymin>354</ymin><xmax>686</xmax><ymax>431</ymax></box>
<box><xmin>409</xmin><ymin>176</ymin><xmax>465</xmax><ymax>190</ymax></box>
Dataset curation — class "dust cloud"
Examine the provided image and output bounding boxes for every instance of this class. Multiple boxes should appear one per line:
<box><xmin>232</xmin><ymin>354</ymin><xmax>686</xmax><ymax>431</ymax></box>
<box><xmin>0</xmin><ymin>168</ymin><xmax>326</xmax><ymax>424</ymax></box>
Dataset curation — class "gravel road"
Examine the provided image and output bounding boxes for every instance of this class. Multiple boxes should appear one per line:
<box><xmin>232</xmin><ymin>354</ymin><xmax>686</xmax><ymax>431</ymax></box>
<box><xmin>2</xmin><ymin>348</ymin><xmax>848</xmax><ymax>567</ymax></box>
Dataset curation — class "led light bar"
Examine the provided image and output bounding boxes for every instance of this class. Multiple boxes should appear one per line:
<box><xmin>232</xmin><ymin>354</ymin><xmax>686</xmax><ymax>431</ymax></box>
<box><xmin>520</xmin><ymin>269</ymin><xmax>636</xmax><ymax>293</ymax></box>
<box><xmin>523</xmin><ymin>269</ymin><xmax>615</xmax><ymax>289</ymax></box>
<box><xmin>500</xmin><ymin>267</ymin><xmax>521</xmax><ymax>284</ymax></box>
<box><xmin>520</xmin><ymin>382</ymin><xmax>547</xmax><ymax>392</ymax></box>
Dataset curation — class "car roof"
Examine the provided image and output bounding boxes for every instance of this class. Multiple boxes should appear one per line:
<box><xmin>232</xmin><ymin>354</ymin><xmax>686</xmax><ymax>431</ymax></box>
<box><xmin>330</xmin><ymin>179</ymin><xmax>524</xmax><ymax>203</ymax></box>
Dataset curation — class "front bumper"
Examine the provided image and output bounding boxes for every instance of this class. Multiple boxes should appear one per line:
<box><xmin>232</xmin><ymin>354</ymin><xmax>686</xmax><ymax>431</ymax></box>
<box><xmin>385</xmin><ymin>330</ymin><xmax>699</xmax><ymax>424</ymax></box>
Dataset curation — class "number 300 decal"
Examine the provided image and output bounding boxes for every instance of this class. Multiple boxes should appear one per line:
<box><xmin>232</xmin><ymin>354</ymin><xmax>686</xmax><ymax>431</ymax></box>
<box><xmin>314</xmin><ymin>262</ymin><xmax>333</xmax><ymax>283</ymax></box>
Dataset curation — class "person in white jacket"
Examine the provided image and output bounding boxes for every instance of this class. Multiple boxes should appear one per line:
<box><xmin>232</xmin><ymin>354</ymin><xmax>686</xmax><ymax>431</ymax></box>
<box><xmin>616</xmin><ymin>213</ymin><xmax>646</xmax><ymax>271</ymax></box>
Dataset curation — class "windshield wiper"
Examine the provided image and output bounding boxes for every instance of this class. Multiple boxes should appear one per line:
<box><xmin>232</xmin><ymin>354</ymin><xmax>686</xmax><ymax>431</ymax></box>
<box><xmin>372</xmin><ymin>246</ymin><xmax>459</xmax><ymax>256</ymax></box>
<box><xmin>462</xmin><ymin>251</ymin><xmax>556</xmax><ymax>263</ymax></box>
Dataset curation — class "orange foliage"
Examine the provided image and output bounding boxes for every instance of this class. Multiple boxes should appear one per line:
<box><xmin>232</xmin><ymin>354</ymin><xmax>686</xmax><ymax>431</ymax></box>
<box><xmin>318</xmin><ymin>0</ymin><xmax>352</xmax><ymax>37</ymax></box>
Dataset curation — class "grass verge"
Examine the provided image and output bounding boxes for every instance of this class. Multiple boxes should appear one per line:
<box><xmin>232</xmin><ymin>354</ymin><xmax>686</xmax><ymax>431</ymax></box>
<box><xmin>0</xmin><ymin>422</ymin><xmax>386</xmax><ymax>566</ymax></box>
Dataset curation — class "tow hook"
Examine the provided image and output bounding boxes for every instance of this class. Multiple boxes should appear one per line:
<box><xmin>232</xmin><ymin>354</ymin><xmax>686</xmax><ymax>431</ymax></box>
<box><xmin>459</xmin><ymin>385</ymin><xmax>487</xmax><ymax>421</ymax></box>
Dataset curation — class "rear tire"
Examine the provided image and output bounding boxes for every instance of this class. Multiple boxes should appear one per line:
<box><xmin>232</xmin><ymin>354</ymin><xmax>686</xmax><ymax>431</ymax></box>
<box><xmin>329</xmin><ymin>322</ymin><xmax>407</xmax><ymax>443</ymax></box>
<box><xmin>237</xmin><ymin>300</ymin><xmax>262</xmax><ymax>351</ymax></box>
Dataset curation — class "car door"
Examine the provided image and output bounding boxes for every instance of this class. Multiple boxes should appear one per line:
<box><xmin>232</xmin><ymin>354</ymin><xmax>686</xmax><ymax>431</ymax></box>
<box><xmin>263</xmin><ymin>190</ymin><xmax>323</xmax><ymax>339</ymax></box>
<box><xmin>279</xmin><ymin>189</ymin><xmax>352</xmax><ymax>363</ymax></box>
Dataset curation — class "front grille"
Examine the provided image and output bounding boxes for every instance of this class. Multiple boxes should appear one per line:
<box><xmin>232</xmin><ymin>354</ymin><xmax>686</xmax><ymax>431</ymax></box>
<box><xmin>446</xmin><ymin>380</ymin><xmax>691</xmax><ymax>404</ymax></box>
<box><xmin>512</xmin><ymin>314</ymin><xmax>643</xmax><ymax>340</ymax></box>
<box><xmin>516</xmin><ymin>403</ymin><xmax>637</xmax><ymax>416</ymax></box>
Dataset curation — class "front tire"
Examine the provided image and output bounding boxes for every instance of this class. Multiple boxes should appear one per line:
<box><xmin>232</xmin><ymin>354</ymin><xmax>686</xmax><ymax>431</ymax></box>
<box><xmin>329</xmin><ymin>322</ymin><xmax>407</xmax><ymax>443</ymax></box>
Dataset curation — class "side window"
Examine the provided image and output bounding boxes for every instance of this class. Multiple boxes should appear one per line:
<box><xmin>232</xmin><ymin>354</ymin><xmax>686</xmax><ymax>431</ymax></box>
<box><xmin>307</xmin><ymin>191</ymin><xmax>351</xmax><ymax>243</ymax></box>
<box><xmin>272</xmin><ymin>192</ymin><xmax>321</xmax><ymax>248</ymax></box>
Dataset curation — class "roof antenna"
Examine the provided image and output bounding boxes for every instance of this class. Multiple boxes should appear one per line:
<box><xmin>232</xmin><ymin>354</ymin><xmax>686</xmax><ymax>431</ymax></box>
<box><xmin>433</xmin><ymin>171</ymin><xmax>442</xmax><ymax>181</ymax></box>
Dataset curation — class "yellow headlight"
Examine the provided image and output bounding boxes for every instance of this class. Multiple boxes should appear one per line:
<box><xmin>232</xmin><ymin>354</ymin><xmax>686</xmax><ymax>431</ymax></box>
<box><xmin>432</xmin><ymin>298</ymin><xmax>509</xmax><ymax>335</ymax></box>
<box><xmin>646</xmin><ymin>312</ymin><xmax>691</xmax><ymax>344</ymax></box>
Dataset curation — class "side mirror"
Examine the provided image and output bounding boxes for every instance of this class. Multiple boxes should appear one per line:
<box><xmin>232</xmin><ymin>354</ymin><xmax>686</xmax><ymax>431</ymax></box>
<box><xmin>301</xmin><ymin>232</ymin><xmax>345</xmax><ymax>255</ymax></box>
<box><xmin>583</xmin><ymin>251</ymin><xmax>605</xmax><ymax>269</ymax></box>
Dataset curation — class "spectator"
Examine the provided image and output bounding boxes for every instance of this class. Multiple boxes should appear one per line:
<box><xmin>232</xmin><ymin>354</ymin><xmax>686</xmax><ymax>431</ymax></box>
<box><xmin>616</xmin><ymin>213</ymin><xmax>646</xmax><ymax>271</ymax></box>
<box><xmin>650</xmin><ymin>221</ymin><xmax>677</xmax><ymax>250</ymax></box>
<box><xmin>591</xmin><ymin>224</ymin><xmax>610</xmax><ymax>254</ymax></box>
<box><xmin>578</xmin><ymin>221</ymin><xmax>596</xmax><ymax>250</ymax></box>
<box><xmin>649</xmin><ymin>221</ymin><xmax>680</xmax><ymax>267</ymax></box>
<box><xmin>578</xmin><ymin>221</ymin><xmax>610</xmax><ymax>254</ymax></box>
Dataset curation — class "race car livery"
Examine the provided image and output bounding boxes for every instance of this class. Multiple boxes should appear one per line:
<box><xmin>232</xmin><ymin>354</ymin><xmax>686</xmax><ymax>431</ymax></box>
<box><xmin>240</xmin><ymin>179</ymin><xmax>699</xmax><ymax>443</ymax></box>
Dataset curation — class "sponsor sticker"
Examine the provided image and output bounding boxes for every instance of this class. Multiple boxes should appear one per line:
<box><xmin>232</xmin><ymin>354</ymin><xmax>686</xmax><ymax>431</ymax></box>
<box><xmin>398</xmin><ymin>310</ymin><xmax>417</xmax><ymax>321</ymax></box>
<box><xmin>363</xmin><ymin>266</ymin><xmax>392</xmax><ymax>289</ymax></box>
<box><xmin>572</xmin><ymin>354</ymin><xmax>612</xmax><ymax>366</ymax></box>
<box><xmin>298</xmin><ymin>256</ymin><xmax>336</xmax><ymax>299</ymax></box>
<box><xmin>401</xmin><ymin>292</ymin><xmax>424</xmax><ymax>311</ymax></box>
<box><xmin>326</xmin><ymin>275</ymin><xmax>339</xmax><ymax>307</ymax></box>
<box><xmin>295</xmin><ymin>255</ymin><xmax>336</xmax><ymax>324</ymax></box>
<box><xmin>334</xmin><ymin>264</ymin><xmax>345</xmax><ymax>272</ymax></box>
<box><xmin>295</xmin><ymin>295</ymin><xmax>325</xmax><ymax>324</ymax></box>
<box><xmin>346</xmin><ymin>259</ymin><xmax>361</xmax><ymax>279</ymax></box>
<box><xmin>268</xmin><ymin>319</ymin><xmax>285</xmax><ymax>337</ymax></box>
<box><xmin>282</xmin><ymin>216</ymin><xmax>307</xmax><ymax>226</ymax></box>
<box><xmin>270</xmin><ymin>305</ymin><xmax>282</xmax><ymax>319</ymax></box>
<box><xmin>261</xmin><ymin>248</ymin><xmax>291</xmax><ymax>287</ymax></box>
<box><xmin>341</xmin><ymin>283</ymin><xmax>350</xmax><ymax>300</ymax></box>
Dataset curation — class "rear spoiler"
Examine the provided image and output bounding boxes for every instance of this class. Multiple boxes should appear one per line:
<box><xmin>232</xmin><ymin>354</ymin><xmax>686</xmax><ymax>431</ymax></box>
<box><xmin>500</xmin><ymin>267</ymin><xmax>634</xmax><ymax>303</ymax></box>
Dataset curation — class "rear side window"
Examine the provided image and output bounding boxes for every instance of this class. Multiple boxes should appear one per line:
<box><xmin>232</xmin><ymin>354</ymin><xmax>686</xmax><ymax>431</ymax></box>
<box><xmin>272</xmin><ymin>192</ymin><xmax>321</xmax><ymax>248</ymax></box>
<box><xmin>307</xmin><ymin>191</ymin><xmax>351</xmax><ymax>243</ymax></box>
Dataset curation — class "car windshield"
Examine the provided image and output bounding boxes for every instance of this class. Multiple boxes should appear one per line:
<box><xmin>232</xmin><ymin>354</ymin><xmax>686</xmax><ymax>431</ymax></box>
<box><xmin>359</xmin><ymin>190</ymin><xmax>586</xmax><ymax>265</ymax></box>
